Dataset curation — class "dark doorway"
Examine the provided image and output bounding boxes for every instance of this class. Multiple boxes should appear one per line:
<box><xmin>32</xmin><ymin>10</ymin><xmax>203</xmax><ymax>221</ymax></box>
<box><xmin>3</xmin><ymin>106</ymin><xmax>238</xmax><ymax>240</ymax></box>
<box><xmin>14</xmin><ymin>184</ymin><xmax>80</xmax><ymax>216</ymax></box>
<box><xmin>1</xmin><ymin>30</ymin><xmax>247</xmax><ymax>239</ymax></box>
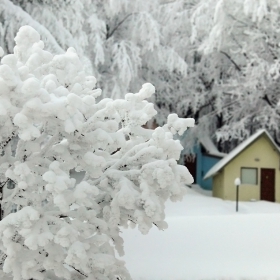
<box><xmin>184</xmin><ymin>155</ymin><xmax>197</xmax><ymax>183</ymax></box>
<box><xmin>260</xmin><ymin>168</ymin><xmax>275</xmax><ymax>202</ymax></box>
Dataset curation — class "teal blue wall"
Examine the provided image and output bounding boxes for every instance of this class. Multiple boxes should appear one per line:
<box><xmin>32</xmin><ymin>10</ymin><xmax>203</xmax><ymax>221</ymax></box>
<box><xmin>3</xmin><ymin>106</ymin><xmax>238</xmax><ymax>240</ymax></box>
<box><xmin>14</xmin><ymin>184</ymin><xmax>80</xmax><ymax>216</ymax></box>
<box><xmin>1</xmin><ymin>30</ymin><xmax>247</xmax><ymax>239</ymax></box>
<box><xmin>194</xmin><ymin>145</ymin><xmax>222</xmax><ymax>190</ymax></box>
<box><xmin>200</xmin><ymin>154</ymin><xmax>221</xmax><ymax>190</ymax></box>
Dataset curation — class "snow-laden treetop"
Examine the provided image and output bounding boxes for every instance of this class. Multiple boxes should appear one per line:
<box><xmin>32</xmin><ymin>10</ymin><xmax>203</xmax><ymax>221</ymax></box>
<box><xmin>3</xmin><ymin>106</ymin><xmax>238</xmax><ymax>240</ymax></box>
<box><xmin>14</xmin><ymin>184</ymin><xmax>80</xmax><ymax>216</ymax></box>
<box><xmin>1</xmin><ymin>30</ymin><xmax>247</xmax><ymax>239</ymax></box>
<box><xmin>0</xmin><ymin>26</ymin><xmax>194</xmax><ymax>280</ymax></box>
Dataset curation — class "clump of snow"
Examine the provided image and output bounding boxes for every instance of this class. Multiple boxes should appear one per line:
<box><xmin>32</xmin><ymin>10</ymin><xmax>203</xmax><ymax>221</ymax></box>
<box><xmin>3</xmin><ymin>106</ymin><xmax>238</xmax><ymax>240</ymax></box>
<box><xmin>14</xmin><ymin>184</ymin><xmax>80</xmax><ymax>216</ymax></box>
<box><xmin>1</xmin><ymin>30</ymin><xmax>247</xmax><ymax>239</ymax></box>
<box><xmin>14</xmin><ymin>26</ymin><xmax>40</xmax><ymax>47</ymax></box>
<box><xmin>166</xmin><ymin>113</ymin><xmax>195</xmax><ymax>135</ymax></box>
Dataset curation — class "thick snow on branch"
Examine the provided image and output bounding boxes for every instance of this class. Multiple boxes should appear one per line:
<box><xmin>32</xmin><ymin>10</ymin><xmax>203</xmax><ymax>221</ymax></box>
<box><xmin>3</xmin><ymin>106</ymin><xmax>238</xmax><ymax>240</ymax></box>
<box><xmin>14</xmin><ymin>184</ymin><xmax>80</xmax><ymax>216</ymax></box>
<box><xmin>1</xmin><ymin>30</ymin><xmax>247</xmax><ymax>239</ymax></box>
<box><xmin>0</xmin><ymin>26</ymin><xmax>194</xmax><ymax>280</ymax></box>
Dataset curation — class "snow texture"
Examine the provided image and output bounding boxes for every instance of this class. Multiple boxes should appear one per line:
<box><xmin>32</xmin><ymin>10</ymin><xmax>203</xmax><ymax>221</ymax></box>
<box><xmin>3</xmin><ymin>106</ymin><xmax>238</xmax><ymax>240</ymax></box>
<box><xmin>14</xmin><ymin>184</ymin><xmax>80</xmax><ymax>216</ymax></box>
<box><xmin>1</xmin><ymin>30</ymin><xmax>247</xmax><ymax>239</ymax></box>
<box><xmin>0</xmin><ymin>26</ymin><xmax>194</xmax><ymax>280</ymax></box>
<box><xmin>121</xmin><ymin>187</ymin><xmax>280</xmax><ymax>280</ymax></box>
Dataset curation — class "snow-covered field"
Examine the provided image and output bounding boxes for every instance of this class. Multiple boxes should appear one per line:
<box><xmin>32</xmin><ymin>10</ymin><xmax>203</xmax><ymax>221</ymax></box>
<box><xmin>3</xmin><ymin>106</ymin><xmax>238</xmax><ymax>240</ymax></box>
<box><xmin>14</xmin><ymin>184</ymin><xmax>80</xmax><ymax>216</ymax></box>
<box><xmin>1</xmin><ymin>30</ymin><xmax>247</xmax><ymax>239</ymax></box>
<box><xmin>120</xmin><ymin>186</ymin><xmax>280</xmax><ymax>280</ymax></box>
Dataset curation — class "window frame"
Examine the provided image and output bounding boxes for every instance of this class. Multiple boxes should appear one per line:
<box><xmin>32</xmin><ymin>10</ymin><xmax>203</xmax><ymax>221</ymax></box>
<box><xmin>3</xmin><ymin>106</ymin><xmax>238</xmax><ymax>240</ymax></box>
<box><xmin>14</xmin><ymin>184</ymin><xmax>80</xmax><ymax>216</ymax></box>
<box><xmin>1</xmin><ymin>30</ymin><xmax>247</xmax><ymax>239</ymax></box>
<box><xmin>240</xmin><ymin>167</ymin><xmax>258</xmax><ymax>185</ymax></box>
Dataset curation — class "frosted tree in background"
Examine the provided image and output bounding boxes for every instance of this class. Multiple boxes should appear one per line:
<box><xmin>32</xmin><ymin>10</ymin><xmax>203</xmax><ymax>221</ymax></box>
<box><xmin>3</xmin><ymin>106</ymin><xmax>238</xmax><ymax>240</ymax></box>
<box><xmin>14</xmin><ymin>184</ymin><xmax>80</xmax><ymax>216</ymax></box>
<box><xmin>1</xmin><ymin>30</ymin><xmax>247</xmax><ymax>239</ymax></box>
<box><xmin>0</xmin><ymin>0</ymin><xmax>222</xmax><ymax>152</ymax></box>
<box><xmin>6</xmin><ymin>0</ymin><xmax>279</xmax><ymax>153</ymax></box>
<box><xmin>0</xmin><ymin>0</ymin><xmax>190</xmax><ymax>105</ymax></box>
<box><xmin>191</xmin><ymin>0</ymin><xmax>280</xmax><ymax>149</ymax></box>
<box><xmin>0</xmin><ymin>26</ymin><xmax>194</xmax><ymax>280</ymax></box>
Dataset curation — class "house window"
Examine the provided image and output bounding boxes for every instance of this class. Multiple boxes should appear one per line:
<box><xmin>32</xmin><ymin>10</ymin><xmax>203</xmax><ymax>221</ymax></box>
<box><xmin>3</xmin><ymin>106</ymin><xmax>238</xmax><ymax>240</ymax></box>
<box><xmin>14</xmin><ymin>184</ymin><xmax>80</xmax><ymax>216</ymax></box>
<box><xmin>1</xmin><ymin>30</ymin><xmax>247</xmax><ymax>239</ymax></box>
<box><xmin>241</xmin><ymin>168</ymin><xmax>258</xmax><ymax>185</ymax></box>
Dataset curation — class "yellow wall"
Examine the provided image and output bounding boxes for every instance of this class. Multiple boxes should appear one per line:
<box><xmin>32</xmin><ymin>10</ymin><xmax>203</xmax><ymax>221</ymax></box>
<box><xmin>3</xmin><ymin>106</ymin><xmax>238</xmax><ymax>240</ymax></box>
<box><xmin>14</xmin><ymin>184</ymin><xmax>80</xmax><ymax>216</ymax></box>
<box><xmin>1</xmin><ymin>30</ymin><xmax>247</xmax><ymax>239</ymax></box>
<box><xmin>213</xmin><ymin>170</ymin><xmax>224</xmax><ymax>198</ymax></box>
<box><xmin>212</xmin><ymin>135</ymin><xmax>280</xmax><ymax>202</ymax></box>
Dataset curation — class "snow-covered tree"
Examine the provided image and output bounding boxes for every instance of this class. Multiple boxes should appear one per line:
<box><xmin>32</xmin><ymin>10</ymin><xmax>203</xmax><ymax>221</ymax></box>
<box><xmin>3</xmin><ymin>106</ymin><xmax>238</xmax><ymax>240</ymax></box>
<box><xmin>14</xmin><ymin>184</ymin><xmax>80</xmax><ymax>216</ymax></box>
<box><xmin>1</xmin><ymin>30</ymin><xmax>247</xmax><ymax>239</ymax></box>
<box><xmin>190</xmin><ymin>0</ymin><xmax>280</xmax><ymax>149</ymax></box>
<box><xmin>0</xmin><ymin>1</ymin><xmax>189</xmax><ymax>102</ymax></box>
<box><xmin>1</xmin><ymin>0</ymin><xmax>217</xmax><ymax>153</ymax></box>
<box><xmin>8</xmin><ymin>0</ymin><xmax>273</xmax><ymax>152</ymax></box>
<box><xmin>0</xmin><ymin>26</ymin><xmax>194</xmax><ymax>280</ymax></box>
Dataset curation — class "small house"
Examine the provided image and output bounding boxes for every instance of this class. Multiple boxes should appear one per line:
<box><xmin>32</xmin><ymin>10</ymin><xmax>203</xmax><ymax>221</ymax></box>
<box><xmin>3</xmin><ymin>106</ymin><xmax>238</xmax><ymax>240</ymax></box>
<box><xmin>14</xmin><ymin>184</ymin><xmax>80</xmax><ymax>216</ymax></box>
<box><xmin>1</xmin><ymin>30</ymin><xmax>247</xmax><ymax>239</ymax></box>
<box><xmin>185</xmin><ymin>135</ymin><xmax>226</xmax><ymax>190</ymax></box>
<box><xmin>204</xmin><ymin>129</ymin><xmax>280</xmax><ymax>202</ymax></box>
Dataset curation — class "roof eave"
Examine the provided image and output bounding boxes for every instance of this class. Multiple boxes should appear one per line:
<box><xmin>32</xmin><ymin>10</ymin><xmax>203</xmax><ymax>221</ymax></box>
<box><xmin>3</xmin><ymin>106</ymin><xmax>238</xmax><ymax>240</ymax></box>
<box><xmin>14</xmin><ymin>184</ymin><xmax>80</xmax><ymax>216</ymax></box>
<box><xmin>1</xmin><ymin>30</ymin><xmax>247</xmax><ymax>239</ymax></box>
<box><xmin>203</xmin><ymin>171</ymin><xmax>216</xmax><ymax>180</ymax></box>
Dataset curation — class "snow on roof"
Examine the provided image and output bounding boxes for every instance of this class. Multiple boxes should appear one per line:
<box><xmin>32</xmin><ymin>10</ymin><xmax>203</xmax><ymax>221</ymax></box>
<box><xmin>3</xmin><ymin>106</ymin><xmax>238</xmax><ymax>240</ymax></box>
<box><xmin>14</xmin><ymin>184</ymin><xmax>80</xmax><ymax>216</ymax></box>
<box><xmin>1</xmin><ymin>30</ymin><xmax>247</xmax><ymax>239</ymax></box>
<box><xmin>203</xmin><ymin>129</ymin><xmax>280</xmax><ymax>179</ymax></box>
<box><xmin>199</xmin><ymin>135</ymin><xmax>227</xmax><ymax>158</ymax></box>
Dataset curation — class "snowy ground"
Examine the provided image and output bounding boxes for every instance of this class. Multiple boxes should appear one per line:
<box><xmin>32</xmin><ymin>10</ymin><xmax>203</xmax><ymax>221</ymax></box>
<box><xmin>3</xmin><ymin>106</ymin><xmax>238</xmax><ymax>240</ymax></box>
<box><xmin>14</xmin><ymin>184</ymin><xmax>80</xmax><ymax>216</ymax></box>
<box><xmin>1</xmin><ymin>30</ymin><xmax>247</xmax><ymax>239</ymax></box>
<box><xmin>120</xmin><ymin>186</ymin><xmax>280</xmax><ymax>280</ymax></box>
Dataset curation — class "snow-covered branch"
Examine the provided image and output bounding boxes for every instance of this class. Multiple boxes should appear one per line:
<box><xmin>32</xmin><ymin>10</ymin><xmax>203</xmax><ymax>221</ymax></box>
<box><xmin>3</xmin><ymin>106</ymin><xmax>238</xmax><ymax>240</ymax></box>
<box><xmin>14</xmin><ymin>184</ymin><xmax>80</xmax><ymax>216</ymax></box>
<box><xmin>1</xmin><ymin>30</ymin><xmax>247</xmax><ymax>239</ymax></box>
<box><xmin>0</xmin><ymin>26</ymin><xmax>194</xmax><ymax>280</ymax></box>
